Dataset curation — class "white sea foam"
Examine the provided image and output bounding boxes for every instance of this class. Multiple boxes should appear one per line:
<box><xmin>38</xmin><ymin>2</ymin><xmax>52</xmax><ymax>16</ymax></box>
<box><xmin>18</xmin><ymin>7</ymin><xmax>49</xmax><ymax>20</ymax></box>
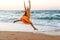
<box><xmin>0</xmin><ymin>22</ymin><xmax>60</xmax><ymax>35</ymax></box>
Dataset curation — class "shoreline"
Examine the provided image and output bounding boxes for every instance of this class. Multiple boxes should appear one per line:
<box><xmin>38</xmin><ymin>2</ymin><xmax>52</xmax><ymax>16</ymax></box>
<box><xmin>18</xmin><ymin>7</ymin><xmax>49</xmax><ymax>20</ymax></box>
<box><xmin>0</xmin><ymin>31</ymin><xmax>60</xmax><ymax>40</ymax></box>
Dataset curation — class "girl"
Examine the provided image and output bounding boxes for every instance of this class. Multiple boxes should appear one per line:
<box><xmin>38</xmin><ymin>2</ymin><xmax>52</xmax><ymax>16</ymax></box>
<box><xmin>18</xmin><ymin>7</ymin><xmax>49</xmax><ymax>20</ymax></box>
<box><xmin>13</xmin><ymin>0</ymin><xmax>38</xmax><ymax>30</ymax></box>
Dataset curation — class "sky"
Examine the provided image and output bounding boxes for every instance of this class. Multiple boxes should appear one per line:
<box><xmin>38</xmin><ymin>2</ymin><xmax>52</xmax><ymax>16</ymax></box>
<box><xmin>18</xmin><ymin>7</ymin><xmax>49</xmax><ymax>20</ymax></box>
<box><xmin>0</xmin><ymin>0</ymin><xmax>60</xmax><ymax>10</ymax></box>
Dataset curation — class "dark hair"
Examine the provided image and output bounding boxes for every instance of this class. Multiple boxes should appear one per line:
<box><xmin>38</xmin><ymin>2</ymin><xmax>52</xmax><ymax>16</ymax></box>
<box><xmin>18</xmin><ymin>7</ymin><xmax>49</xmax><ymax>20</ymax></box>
<box><xmin>23</xmin><ymin>11</ymin><xmax>27</xmax><ymax>16</ymax></box>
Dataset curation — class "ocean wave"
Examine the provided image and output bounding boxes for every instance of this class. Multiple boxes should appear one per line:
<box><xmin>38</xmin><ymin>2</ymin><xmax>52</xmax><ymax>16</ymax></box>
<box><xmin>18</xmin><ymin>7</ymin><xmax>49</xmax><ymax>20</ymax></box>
<box><xmin>33</xmin><ymin>17</ymin><xmax>60</xmax><ymax>20</ymax></box>
<box><xmin>0</xmin><ymin>10</ymin><xmax>60</xmax><ymax>27</ymax></box>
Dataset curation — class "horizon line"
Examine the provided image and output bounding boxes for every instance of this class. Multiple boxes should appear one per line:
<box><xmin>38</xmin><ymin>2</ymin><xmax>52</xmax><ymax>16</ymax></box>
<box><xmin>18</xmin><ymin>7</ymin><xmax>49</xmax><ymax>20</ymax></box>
<box><xmin>0</xmin><ymin>9</ymin><xmax>60</xmax><ymax>10</ymax></box>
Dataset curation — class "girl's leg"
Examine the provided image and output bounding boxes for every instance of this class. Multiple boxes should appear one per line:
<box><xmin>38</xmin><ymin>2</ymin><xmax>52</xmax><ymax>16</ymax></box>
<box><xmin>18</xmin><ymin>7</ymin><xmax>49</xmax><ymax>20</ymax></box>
<box><xmin>30</xmin><ymin>22</ymin><xmax>38</xmax><ymax>30</ymax></box>
<box><xmin>13</xmin><ymin>20</ymin><xmax>21</xmax><ymax>23</ymax></box>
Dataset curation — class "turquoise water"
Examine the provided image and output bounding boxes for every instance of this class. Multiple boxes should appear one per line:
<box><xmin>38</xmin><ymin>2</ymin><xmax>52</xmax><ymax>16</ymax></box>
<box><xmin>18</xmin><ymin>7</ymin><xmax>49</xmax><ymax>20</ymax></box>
<box><xmin>0</xmin><ymin>10</ymin><xmax>60</xmax><ymax>27</ymax></box>
<box><xmin>0</xmin><ymin>10</ymin><xmax>60</xmax><ymax>35</ymax></box>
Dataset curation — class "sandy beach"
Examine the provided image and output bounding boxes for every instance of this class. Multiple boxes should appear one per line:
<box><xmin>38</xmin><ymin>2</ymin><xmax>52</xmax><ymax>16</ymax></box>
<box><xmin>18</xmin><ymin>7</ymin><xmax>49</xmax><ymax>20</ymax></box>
<box><xmin>0</xmin><ymin>23</ymin><xmax>59</xmax><ymax>40</ymax></box>
<box><xmin>0</xmin><ymin>31</ymin><xmax>59</xmax><ymax>40</ymax></box>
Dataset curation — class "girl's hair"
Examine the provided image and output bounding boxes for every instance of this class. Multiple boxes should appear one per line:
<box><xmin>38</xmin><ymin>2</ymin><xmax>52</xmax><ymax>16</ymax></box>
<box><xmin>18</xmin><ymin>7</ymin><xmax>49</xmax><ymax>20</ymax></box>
<box><xmin>23</xmin><ymin>10</ymin><xmax>27</xmax><ymax>16</ymax></box>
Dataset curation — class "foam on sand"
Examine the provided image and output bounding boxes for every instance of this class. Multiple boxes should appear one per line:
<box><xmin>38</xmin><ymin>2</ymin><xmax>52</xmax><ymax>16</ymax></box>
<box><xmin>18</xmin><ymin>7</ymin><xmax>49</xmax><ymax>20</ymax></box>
<box><xmin>0</xmin><ymin>22</ymin><xmax>60</xmax><ymax>35</ymax></box>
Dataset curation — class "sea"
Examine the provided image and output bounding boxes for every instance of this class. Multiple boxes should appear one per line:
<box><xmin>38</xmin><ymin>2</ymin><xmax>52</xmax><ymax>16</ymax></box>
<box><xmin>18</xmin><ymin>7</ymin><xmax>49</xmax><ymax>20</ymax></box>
<box><xmin>0</xmin><ymin>10</ymin><xmax>60</xmax><ymax>35</ymax></box>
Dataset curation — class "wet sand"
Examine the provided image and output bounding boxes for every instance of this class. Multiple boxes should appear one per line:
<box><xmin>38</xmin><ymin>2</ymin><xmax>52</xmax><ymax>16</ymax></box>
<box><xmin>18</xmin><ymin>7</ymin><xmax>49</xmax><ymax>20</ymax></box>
<box><xmin>0</xmin><ymin>31</ymin><xmax>60</xmax><ymax>40</ymax></box>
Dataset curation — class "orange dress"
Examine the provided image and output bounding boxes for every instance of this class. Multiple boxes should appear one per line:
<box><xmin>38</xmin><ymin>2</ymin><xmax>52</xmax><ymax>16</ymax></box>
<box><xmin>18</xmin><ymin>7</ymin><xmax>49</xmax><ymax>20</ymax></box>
<box><xmin>21</xmin><ymin>16</ymin><xmax>31</xmax><ymax>24</ymax></box>
<box><xmin>20</xmin><ymin>7</ymin><xmax>31</xmax><ymax>24</ymax></box>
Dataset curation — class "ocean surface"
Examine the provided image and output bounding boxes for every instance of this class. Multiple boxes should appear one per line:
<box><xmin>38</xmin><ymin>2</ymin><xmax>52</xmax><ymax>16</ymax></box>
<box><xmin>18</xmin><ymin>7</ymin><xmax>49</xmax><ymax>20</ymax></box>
<box><xmin>0</xmin><ymin>10</ymin><xmax>60</xmax><ymax>35</ymax></box>
<box><xmin>0</xmin><ymin>10</ymin><xmax>60</xmax><ymax>27</ymax></box>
